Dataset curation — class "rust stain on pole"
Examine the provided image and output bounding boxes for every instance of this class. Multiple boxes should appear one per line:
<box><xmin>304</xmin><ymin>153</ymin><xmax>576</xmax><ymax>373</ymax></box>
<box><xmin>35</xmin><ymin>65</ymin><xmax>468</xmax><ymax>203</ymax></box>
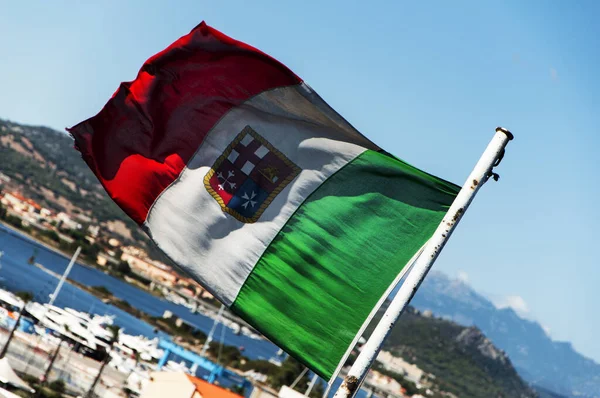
<box><xmin>339</xmin><ymin>376</ymin><xmax>359</xmax><ymax>397</ymax></box>
<box><xmin>452</xmin><ymin>207</ymin><xmax>464</xmax><ymax>222</ymax></box>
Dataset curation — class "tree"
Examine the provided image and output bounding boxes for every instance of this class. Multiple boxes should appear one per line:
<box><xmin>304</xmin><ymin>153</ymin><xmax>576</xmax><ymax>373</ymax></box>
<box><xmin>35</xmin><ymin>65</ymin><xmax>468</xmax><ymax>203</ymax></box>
<box><xmin>48</xmin><ymin>379</ymin><xmax>66</xmax><ymax>395</ymax></box>
<box><xmin>86</xmin><ymin>325</ymin><xmax>120</xmax><ymax>398</ymax></box>
<box><xmin>130</xmin><ymin>349</ymin><xmax>140</xmax><ymax>374</ymax></box>
<box><xmin>308</xmin><ymin>378</ymin><xmax>325</xmax><ymax>398</ymax></box>
<box><xmin>80</xmin><ymin>243</ymin><xmax>100</xmax><ymax>260</ymax></box>
<box><xmin>123</xmin><ymin>350</ymin><xmax>142</xmax><ymax>398</ymax></box>
<box><xmin>268</xmin><ymin>357</ymin><xmax>310</xmax><ymax>391</ymax></box>
<box><xmin>116</xmin><ymin>261</ymin><xmax>131</xmax><ymax>276</ymax></box>
<box><xmin>5</xmin><ymin>214</ymin><xmax>23</xmax><ymax>229</ymax></box>
<box><xmin>91</xmin><ymin>286</ymin><xmax>112</xmax><ymax>297</ymax></box>
<box><xmin>208</xmin><ymin>342</ymin><xmax>243</xmax><ymax>367</ymax></box>
<box><xmin>230</xmin><ymin>384</ymin><xmax>246</xmax><ymax>395</ymax></box>
<box><xmin>0</xmin><ymin>291</ymin><xmax>34</xmax><ymax>358</ymax></box>
<box><xmin>40</xmin><ymin>229</ymin><xmax>60</xmax><ymax>243</ymax></box>
<box><xmin>15</xmin><ymin>291</ymin><xmax>34</xmax><ymax>303</ymax></box>
<box><xmin>36</xmin><ymin>326</ymin><xmax>69</xmax><ymax>397</ymax></box>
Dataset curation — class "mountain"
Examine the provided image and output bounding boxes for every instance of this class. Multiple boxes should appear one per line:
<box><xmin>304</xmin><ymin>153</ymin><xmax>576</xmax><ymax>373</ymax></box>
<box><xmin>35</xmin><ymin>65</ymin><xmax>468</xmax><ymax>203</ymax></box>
<box><xmin>411</xmin><ymin>271</ymin><xmax>600</xmax><ymax>397</ymax></box>
<box><xmin>369</xmin><ymin>306</ymin><xmax>537</xmax><ymax>398</ymax></box>
<box><xmin>0</xmin><ymin>119</ymin><xmax>122</xmax><ymax>221</ymax></box>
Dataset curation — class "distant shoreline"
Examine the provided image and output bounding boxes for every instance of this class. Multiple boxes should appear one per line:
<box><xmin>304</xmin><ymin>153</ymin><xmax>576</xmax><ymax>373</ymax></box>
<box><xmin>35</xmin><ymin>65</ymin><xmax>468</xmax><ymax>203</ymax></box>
<box><xmin>0</xmin><ymin>223</ymin><xmax>206</xmax><ymax>344</ymax></box>
<box><xmin>0</xmin><ymin>220</ymin><xmax>97</xmax><ymax>271</ymax></box>
<box><xmin>0</xmin><ymin>221</ymin><xmax>134</xmax><ymax>306</ymax></box>
<box><xmin>0</xmin><ymin>219</ymin><xmax>263</xmax><ymax>340</ymax></box>
<box><xmin>0</xmin><ymin>221</ymin><xmax>160</xmax><ymax>295</ymax></box>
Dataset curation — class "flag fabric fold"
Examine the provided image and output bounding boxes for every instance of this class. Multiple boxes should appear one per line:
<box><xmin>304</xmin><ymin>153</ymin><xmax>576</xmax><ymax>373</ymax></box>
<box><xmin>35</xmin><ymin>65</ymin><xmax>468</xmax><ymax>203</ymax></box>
<box><xmin>69</xmin><ymin>21</ymin><xmax>459</xmax><ymax>380</ymax></box>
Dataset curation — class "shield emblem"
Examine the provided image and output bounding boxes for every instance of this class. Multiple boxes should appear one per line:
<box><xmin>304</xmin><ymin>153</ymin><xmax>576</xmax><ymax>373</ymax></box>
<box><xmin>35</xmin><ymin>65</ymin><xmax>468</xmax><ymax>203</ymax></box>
<box><xmin>204</xmin><ymin>126</ymin><xmax>301</xmax><ymax>223</ymax></box>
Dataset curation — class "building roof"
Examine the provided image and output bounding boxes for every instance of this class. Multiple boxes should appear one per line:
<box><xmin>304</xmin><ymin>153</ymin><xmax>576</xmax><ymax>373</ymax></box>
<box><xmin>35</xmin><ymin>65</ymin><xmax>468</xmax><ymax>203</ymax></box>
<box><xmin>185</xmin><ymin>375</ymin><xmax>243</xmax><ymax>398</ymax></box>
<box><xmin>25</xmin><ymin>199</ymin><xmax>41</xmax><ymax>211</ymax></box>
<box><xmin>7</xmin><ymin>192</ymin><xmax>26</xmax><ymax>202</ymax></box>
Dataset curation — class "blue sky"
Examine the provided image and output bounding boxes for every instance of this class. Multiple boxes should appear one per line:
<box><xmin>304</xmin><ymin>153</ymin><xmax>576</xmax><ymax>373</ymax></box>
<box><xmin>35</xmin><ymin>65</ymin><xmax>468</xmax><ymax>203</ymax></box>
<box><xmin>1</xmin><ymin>1</ymin><xmax>598</xmax><ymax>361</ymax></box>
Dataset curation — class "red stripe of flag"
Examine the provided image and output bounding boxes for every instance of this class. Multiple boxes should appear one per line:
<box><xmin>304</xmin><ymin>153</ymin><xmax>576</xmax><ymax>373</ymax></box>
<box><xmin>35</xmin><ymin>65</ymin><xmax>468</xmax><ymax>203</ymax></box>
<box><xmin>68</xmin><ymin>21</ymin><xmax>302</xmax><ymax>224</ymax></box>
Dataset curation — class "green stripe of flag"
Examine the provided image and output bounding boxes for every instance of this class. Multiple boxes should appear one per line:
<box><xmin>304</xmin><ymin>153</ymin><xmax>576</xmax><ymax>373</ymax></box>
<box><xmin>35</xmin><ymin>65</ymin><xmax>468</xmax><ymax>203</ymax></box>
<box><xmin>231</xmin><ymin>150</ymin><xmax>459</xmax><ymax>379</ymax></box>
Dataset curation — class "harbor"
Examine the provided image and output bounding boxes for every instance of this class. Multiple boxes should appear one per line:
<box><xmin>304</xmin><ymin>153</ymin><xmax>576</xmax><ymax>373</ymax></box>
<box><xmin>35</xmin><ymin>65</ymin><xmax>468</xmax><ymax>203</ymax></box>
<box><xmin>0</xmin><ymin>224</ymin><xmax>284</xmax><ymax>397</ymax></box>
<box><xmin>0</xmin><ymin>325</ymin><xmax>127</xmax><ymax>397</ymax></box>
<box><xmin>0</xmin><ymin>223</ymin><xmax>379</xmax><ymax>398</ymax></box>
<box><xmin>0</xmin><ymin>224</ymin><xmax>278</xmax><ymax>360</ymax></box>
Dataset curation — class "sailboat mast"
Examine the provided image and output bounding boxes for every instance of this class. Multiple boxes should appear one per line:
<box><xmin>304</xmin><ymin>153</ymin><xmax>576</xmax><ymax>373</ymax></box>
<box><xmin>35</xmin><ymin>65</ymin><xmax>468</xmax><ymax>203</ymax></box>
<box><xmin>200</xmin><ymin>304</ymin><xmax>225</xmax><ymax>357</ymax></box>
<box><xmin>305</xmin><ymin>373</ymin><xmax>319</xmax><ymax>396</ymax></box>
<box><xmin>48</xmin><ymin>246</ymin><xmax>81</xmax><ymax>306</ymax></box>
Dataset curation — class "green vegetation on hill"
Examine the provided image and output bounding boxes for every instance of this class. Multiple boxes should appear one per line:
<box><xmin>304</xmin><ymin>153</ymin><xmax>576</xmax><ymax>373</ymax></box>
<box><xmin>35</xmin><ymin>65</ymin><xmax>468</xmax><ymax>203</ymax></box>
<box><xmin>366</xmin><ymin>307</ymin><xmax>537</xmax><ymax>398</ymax></box>
<box><xmin>239</xmin><ymin>357</ymin><xmax>324</xmax><ymax>398</ymax></box>
<box><xmin>0</xmin><ymin>129</ymin><xmax>122</xmax><ymax>221</ymax></box>
<box><xmin>0</xmin><ymin>118</ymin><xmax>146</xmax><ymax>244</ymax></box>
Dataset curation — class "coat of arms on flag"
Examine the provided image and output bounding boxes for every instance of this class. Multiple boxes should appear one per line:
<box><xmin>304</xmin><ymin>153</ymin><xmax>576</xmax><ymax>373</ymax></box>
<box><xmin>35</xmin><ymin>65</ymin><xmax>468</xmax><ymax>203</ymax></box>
<box><xmin>204</xmin><ymin>126</ymin><xmax>301</xmax><ymax>223</ymax></box>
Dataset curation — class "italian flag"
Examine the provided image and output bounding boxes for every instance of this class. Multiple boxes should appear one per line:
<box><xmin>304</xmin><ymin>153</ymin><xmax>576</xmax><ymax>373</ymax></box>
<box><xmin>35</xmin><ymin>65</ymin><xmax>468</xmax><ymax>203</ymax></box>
<box><xmin>69</xmin><ymin>22</ymin><xmax>459</xmax><ymax>380</ymax></box>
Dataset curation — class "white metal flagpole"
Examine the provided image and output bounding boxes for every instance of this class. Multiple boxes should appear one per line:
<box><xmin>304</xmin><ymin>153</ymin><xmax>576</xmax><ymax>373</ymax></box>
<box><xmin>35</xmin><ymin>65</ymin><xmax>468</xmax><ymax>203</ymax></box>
<box><xmin>333</xmin><ymin>127</ymin><xmax>514</xmax><ymax>398</ymax></box>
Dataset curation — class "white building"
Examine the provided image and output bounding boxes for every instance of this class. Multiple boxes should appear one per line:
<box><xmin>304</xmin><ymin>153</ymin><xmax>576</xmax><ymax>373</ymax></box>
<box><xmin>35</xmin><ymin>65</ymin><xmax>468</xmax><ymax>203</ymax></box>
<box><xmin>121</xmin><ymin>248</ymin><xmax>177</xmax><ymax>285</ymax></box>
<box><xmin>88</xmin><ymin>225</ymin><xmax>100</xmax><ymax>238</ymax></box>
<box><xmin>1</xmin><ymin>192</ymin><xmax>44</xmax><ymax>218</ymax></box>
<box><xmin>376</xmin><ymin>351</ymin><xmax>424</xmax><ymax>384</ymax></box>
<box><xmin>40</xmin><ymin>208</ymin><xmax>52</xmax><ymax>219</ymax></box>
<box><xmin>56</xmin><ymin>212</ymin><xmax>81</xmax><ymax>230</ymax></box>
<box><xmin>1</xmin><ymin>192</ymin><xmax>27</xmax><ymax>211</ymax></box>
<box><xmin>365</xmin><ymin>371</ymin><xmax>405</xmax><ymax>396</ymax></box>
<box><xmin>0</xmin><ymin>172</ymin><xmax>11</xmax><ymax>184</ymax></box>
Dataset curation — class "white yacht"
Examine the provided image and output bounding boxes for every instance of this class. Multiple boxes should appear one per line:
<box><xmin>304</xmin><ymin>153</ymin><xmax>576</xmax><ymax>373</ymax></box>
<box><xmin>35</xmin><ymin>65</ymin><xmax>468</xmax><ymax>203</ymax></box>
<box><xmin>26</xmin><ymin>301</ymin><xmax>166</xmax><ymax>365</ymax></box>
<box><xmin>115</xmin><ymin>334</ymin><xmax>164</xmax><ymax>362</ymax></box>
<box><xmin>25</xmin><ymin>302</ymin><xmax>113</xmax><ymax>359</ymax></box>
<box><xmin>0</xmin><ymin>289</ymin><xmax>25</xmax><ymax>330</ymax></box>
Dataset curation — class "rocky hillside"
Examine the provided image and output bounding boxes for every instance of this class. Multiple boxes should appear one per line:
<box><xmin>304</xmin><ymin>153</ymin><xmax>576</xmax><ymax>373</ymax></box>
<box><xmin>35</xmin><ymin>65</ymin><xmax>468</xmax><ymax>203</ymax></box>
<box><xmin>411</xmin><ymin>272</ymin><xmax>600</xmax><ymax>397</ymax></box>
<box><xmin>0</xmin><ymin>118</ymin><xmax>162</xmax><ymax>253</ymax></box>
<box><xmin>367</xmin><ymin>307</ymin><xmax>537</xmax><ymax>398</ymax></box>
<box><xmin>0</xmin><ymin>119</ymin><xmax>119</xmax><ymax>219</ymax></box>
